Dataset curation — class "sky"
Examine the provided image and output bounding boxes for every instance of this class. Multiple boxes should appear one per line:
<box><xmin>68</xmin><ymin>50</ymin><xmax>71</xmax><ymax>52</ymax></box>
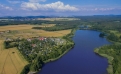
<box><xmin>0</xmin><ymin>0</ymin><xmax>121</xmax><ymax>16</ymax></box>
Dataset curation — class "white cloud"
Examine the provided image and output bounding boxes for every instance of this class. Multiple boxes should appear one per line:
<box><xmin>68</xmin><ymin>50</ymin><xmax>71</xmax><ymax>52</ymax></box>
<box><xmin>78</xmin><ymin>5</ymin><xmax>118</xmax><ymax>12</ymax></box>
<box><xmin>21</xmin><ymin>1</ymin><xmax>79</xmax><ymax>12</ymax></box>
<box><xmin>0</xmin><ymin>4</ymin><xmax>13</xmax><ymax>10</ymax></box>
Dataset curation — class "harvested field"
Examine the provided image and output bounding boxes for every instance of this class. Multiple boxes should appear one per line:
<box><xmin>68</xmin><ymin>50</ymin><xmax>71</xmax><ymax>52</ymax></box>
<box><xmin>0</xmin><ymin>25</ymin><xmax>71</xmax><ymax>39</ymax></box>
<box><xmin>14</xmin><ymin>29</ymin><xmax>71</xmax><ymax>38</ymax></box>
<box><xmin>0</xmin><ymin>24</ymin><xmax>55</xmax><ymax>31</ymax></box>
<box><xmin>0</xmin><ymin>40</ymin><xmax>28</xmax><ymax>74</ymax></box>
<box><xmin>0</xmin><ymin>25</ymin><xmax>33</xmax><ymax>31</ymax></box>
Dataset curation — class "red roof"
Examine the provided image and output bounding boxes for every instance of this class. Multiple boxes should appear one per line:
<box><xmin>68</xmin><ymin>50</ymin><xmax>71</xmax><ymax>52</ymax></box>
<box><xmin>39</xmin><ymin>37</ymin><xmax>44</xmax><ymax>40</ymax></box>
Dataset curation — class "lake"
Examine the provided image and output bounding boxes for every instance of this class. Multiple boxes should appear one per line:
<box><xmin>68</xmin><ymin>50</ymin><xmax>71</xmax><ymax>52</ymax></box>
<box><xmin>38</xmin><ymin>30</ymin><xmax>111</xmax><ymax>74</ymax></box>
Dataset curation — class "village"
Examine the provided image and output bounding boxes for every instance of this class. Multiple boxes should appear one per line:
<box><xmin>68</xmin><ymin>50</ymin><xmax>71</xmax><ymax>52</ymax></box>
<box><xmin>18</xmin><ymin>37</ymin><xmax>66</xmax><ymax>55</ymax></box>
<box><xmin>0</xmin><ymin>24</ymin><xmax>73</xmax><ymax>74</ymax></box>
<box><xmin>4</xmin><ymin>35</ymin><xmax>67</xmax><ymax>61</ymax></box>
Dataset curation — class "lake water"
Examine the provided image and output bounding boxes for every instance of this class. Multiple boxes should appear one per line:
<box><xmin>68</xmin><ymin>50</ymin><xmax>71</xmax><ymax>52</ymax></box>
<box><xmin>38</xmin><ymin>30</ymin><xmax>111</xmax><ymax>74</ymax></box>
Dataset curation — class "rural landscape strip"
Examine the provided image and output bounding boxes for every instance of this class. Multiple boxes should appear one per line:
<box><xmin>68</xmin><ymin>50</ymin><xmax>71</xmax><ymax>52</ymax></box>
<box><xmin>0</xmin><ymin>23</ymin><xmax>75</xmax><ymax>74</ymax></box>
<box><xmin>0</xmin><ymin>16</ymin><xmax>121</xmax><ymax>74</ymax></box>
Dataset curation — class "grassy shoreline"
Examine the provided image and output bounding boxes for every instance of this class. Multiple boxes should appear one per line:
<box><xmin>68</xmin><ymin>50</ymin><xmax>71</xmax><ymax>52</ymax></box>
<box><xmin>93</xmin><ymin>30</ymin><xmax>115</xmax><ymax>74</ymax></box>
<box><xmin>28</xmin><ymin>29</ymin><xmax>76</xmax><ymax>74</ymax></box>
<box><xmin>30</xmin><ymin>43</ymin><xmax>74</xmax><ymax>74</ymax></box>
<box><xmin>23</xmin><ymin>43</ymin><xmax>75</xmax><ymax>74</ymax></box>
<box><xmin>44</xmin><ymin>44</ymin><xmax>74</xmax><ymax>63</ymax></box>
<box><xmin>94</xmin><ymin>48</ymin><xmax>114</xmax><ymax>74</ymax></box>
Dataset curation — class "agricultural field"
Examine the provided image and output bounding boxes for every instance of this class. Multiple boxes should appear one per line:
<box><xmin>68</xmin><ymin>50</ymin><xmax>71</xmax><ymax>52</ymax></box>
<box><xmin>0</xmin><ymin>24</ymin><xmax>69</xmax><ymax>31</ymax></box>
<box><xmin>0</xmin><ymin>40</ymin><xmax>28</xmax><ymax>74</ymax></box>
<box><xmin>0</xmin><ymin>24</ymin><xmax>71</xmax><ymax>74</ymax></box>
<box><xmin>0</xmin><ymin>25</ymin><xmax>71</xmax><ymax>39</ymax></box>
<box><xmin>8</xmin><ymin>29</ymin><xmax>71</xmax><ymax>39</ymax></box>
<box><xmin>0</xmin><ymin>25</ymin><xmax>33</xmax><ymax>31</ymax></box>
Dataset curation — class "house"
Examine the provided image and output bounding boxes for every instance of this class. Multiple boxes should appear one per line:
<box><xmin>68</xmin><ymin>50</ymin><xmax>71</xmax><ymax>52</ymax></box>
<box><xmin>0</xmin><ymin>30</ymin><xmax>10</xmax><ymax>34</ymax></box>
<box><xmin>5</xmin><ymin>30</ymin><xmax>10</xmax><ymax>33</ymax></box>
<box><xmin>0</xmin><ymin>31</ymin><xmax>4</xmax><ymax>34</ymax></box>
<box><xmin>32</xmin><ymin>44</ymin><xmax>36</xmax><ymax>47</ymax></box>
<box><xmin>27</xmin><ymin>38</ymin><xmax>32</xmax><ymax>42</ymax></box>
<box><xmin>5</xmin><ymin>38</ymin><xmax>13</xmax><ymax>41</ymax></box>
<box><xmin>39</xmin><ymin>37</ymin><xmax>45</xmax><ymax>41</ymax></box>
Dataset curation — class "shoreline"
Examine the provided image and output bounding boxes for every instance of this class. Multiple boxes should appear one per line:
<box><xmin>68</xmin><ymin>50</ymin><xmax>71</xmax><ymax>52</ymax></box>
<box><xmin>38</xmin><ymin>30</ymin><xmax>114</xmax><ymax>74</ymax></box>
<box><xmin>35</xmin><ymin>43</ymin><xmax>74</xmax><ymax>74</ymax></box>
<box><xmin>23</xmin><ymin>29</ymin><xmax>76</xmax><ymax>74</ymax></box>
<box><xmin>94</xmin><ymin>48</ymin><xmax>114</xmax><ymax>74</ymax></box>
<box><xmin>93</xmin><ymin>30</ymin><xmax>115</xmax><ymax>74</ymax></box>
<box><xmin>44</xmin><ymin>45</ymin><xmax>74</xmax><ymax>63</ymax></box>
<box><xmin>34</xmin><ymin>29</ymin><xmax>76</xmax><ymax>74</ymax></box>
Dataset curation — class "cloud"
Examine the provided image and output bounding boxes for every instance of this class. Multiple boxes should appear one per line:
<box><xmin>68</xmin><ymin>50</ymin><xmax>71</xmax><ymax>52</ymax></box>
<box><xmin>78</xmin><ymin>5</ymin><xmax>121</xmax><ymax>12</ymax></box>
<box><xmin>1</xmin><ymin>1</ymin><xmax>121</xmax><ymax>16</ymax></box>
<box><xmin>0</xmin><ymin>4</ymin><xmax>13</xmax><ymax>10</ymax></box>
<box><xmin>21</xmin><ymin>1</ymin><xmax>79</xmax><ymax>12</ymax></box>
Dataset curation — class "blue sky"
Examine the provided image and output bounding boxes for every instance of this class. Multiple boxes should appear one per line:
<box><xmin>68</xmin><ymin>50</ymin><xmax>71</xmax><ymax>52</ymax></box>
<box><xmin>0</xmin><ymin>0</ymin><xmax>121</xmax><ymax>16</ymax></box>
